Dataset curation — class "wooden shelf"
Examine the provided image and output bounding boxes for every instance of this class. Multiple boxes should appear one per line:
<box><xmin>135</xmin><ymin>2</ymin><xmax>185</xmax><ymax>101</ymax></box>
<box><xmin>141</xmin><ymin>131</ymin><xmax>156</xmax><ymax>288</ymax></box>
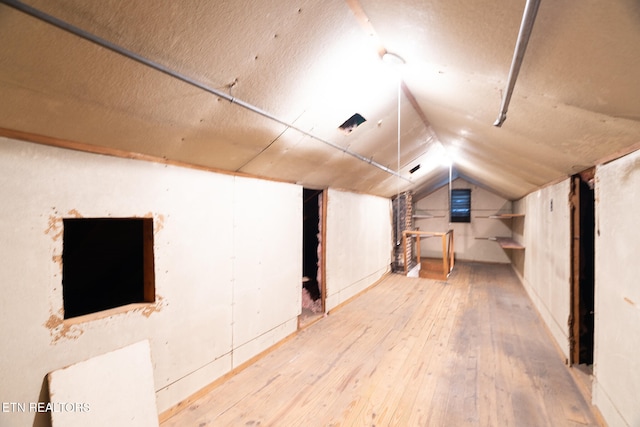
<box><xmin>475</xmin><ymin>213</ymin><xmax>525</xmax><ymax>249</ymax></box>
<box><xmin>412</xmin><ymin>211</ymin><xmax>445</xmax><ymax>219</ymax></box>
<box><xmin>491</xmin><ymin>237</ymin><xmax>525</xmax><ymax>250</ymax></box>
<box><xmin>476</xmin><ymin>213</ymin><xmax>525</xmax><ymax>219</ymax></box>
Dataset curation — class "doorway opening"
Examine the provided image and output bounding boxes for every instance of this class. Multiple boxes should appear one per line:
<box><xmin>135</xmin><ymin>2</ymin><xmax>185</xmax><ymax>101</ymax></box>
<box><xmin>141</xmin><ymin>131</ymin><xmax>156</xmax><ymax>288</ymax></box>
<box><xmin>300</xmin><ymin>188</ymin><xmax>324</xmax><ymax>328</ymax></box>
<box><xmin>570</xmin><ymin>169</ymin><xmax>595</xmax><ymax>371</ymax></box>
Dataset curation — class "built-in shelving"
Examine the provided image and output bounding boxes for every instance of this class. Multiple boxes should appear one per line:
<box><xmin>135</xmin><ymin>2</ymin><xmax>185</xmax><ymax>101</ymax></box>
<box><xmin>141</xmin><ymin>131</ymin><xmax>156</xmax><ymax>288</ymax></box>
<box><xmin>491</xmin><ymin>237</ymin><xmax>525</xmax><ymax>250</ymax></box>
<box><xmin>412</xmin><ymin>210</ymin><xmax>445</xmax><ymax>219</ymax></box>
<box><xmin>476</xmin><ymin>212</ymin><xmax>525</xmax><ymax>249</ymax></box>
<box><xmin>475</xmin><ymin>213</ymin><xmax>525</xmax><ymax>219</ymax></box>
<box><xmin>475</xmin><ymin>236</ymin><xmax>525</xmax><ymax>250</ymax></box>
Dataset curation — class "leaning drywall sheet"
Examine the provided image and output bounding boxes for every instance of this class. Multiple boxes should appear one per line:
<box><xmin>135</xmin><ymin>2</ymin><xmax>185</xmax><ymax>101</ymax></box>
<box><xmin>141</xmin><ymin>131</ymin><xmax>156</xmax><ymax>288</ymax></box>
<box><xmin>47</xmin><ymin>340</ymin><xmax>159</xmax><ymax>427</ymax></box>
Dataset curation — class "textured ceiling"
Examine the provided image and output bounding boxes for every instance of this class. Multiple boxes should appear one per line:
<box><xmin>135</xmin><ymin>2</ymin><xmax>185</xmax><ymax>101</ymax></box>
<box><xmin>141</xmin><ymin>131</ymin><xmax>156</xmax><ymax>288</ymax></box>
<box><xmin>1</xmin><ymin>0</ymin><xmax>639</xmax><ymax>200</ymax></box>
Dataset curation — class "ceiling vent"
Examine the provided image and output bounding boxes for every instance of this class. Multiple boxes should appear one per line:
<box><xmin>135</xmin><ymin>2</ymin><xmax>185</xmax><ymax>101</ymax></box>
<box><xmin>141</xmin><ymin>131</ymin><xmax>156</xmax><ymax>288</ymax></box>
<box><xmin>338</xmin><ymin>113</ymin><xmax>366</xmax><ymax>134</ymax></box>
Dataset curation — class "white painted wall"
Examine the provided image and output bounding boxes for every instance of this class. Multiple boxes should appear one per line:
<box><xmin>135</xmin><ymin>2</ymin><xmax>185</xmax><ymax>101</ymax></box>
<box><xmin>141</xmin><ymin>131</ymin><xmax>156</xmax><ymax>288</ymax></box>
<box><xmin>414</xmin><ymin>178</ymin><xmax>512</xmax><ymax>263</ymax></box>
<box><xmin>512</xmin><ymin>153</ymin><xmax>640</xmax><ymax>427</ymax></box>
<box><xmin>324</xmin><ymin>189</ymin><xmax>392</xmax><ymax>311</ymax></box>
<box><xmin>0</xmin><ymin>137</ymin><xmax>301</xmax><ymax>426</ymax></box>
<box><xmin>512</xmin><ymin>180</ymin><xmax>572</xmax><ymax>360</ymax></box>
<box><xmin>592</xmin><ymin>151</ymin><xmax>640</xmax><ymax>427</ymax></box>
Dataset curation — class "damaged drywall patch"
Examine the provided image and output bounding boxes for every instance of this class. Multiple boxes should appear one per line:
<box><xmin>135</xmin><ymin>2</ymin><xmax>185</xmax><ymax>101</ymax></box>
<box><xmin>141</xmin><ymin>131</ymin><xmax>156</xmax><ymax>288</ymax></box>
<box><xmin>67</xmin><ymin>208</ymin><xmax>83</xmax><ymax>218</ymax></box>
<box><xmin>45</xmin><ymin>215</ymin><xmax>63</xmax><ymax>241</ymax></box>
<box><xmin>52</xmin><ymin>254</ymin><xmax>63</xmax><ymax>277</ymax></box>
<box><xmin>137</xmin><ymin>295</ymin><xmax>166</xmax><ymax>318</ymax></box>
<box><xmin>140</xmin><ymin>212</ymin><xmax>164</xmax><ymax>234</ymax></box>
<box><xmin>45</xmin><ymin>310</ymin><xmax>84</xmax><ymax>343</ymax></box>
<box><xmin>154</xmin><ymin>214</ymin><xmax>165</xmax><ymax>234</ymax></box>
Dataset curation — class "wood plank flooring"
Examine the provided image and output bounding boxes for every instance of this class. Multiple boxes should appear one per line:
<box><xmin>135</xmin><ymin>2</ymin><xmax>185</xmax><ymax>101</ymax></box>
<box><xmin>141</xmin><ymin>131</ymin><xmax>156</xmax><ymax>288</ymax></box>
<box><xmin>161</xmin><ymin>262</ymin><xmax>600</xmax><ymax>427</ymax></box>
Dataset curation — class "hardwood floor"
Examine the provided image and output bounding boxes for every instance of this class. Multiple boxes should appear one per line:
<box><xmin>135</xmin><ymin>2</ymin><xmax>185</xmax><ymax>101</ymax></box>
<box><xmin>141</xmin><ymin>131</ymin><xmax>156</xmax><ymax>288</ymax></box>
<box><xmin>161</xmin><ymin>262</ymin><xmax>600</xmax><ymax>426</ymax></box>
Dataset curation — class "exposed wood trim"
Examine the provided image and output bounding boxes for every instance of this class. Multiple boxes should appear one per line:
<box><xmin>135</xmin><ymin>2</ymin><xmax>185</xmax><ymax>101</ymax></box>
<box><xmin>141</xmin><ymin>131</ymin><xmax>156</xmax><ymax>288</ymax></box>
<box><xmin>518</xmin><ymin>141</ymin><xmax>640</xmax><ymax>201</ymax></box>
<box><xmin>0</xmin><ymin>127</ymin><xmax>296</xmax><ymax>185</ymax></box>
<box><xmin>596</xmin><ymin>140</ymin><xmax>640</xmax><ymax>166</ymax></box>
<box><xmin>401</xmin><ymin>80</ymin><xmax>437</xmax><ymax>134</ymax></box>
<box><xmin>344</xmin><ymin>0</ymin><xmax>385</xmax><ymax>57</ymax></box>
<box><xmin>569</xmin><ymin>176</ymin><xmax>580</xmax><ymax>365</ymax></box>
<box><xmin>142</xmin><ymin>218</ymin><xmax>156</xmax><ymax>303</ymax></box>
<box><xmin>402</xmin><ymin>230</ymin><xmax>408</xmax><ymax>275</ymax></box>
<box><xmin>321</xmin><ymin>189</ymin><xmax>328</xmax><ymax>313</ymax></box>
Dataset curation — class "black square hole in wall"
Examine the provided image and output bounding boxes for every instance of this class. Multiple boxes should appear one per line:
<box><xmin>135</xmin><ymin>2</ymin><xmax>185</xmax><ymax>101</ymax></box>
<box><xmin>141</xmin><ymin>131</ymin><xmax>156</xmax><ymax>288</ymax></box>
<box><xmin>62</xmin><ymin>218</ymin><xmax>155</xmax><ymax>319</ymax></box>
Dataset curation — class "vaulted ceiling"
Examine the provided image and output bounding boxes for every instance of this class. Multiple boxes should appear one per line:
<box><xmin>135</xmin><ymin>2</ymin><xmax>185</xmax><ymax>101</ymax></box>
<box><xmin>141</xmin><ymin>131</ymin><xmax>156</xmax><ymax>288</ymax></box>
<box><xmin>1</xmin><ymin>0</ymin><xmax>639</xmax><ymax>200</ymax></box>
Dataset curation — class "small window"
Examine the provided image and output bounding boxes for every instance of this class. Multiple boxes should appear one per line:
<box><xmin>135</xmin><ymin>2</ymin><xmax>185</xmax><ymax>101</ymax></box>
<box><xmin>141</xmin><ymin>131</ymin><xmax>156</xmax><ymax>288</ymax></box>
<box><xmin>450</xmin><ymin>189</ymin><xmax>471</xmax><ymax>223</ymax></box>
<box><xmin>62</xmin><ymin>218</ymin><xmax>155</xmax><ymax>319</ymax></box>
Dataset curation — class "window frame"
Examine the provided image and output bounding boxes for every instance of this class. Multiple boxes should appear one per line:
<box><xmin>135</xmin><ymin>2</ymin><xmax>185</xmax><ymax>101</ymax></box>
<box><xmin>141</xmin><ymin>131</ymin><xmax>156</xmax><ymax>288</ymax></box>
<box><xmin>61</xmin><ymin>217</ymin><xmax>155</xmax><ymax>320</ymax></box>
<box><xmin>450</xmin><ymin>189</ymin><xmax>471</xmax><ymax>223</ymax></box>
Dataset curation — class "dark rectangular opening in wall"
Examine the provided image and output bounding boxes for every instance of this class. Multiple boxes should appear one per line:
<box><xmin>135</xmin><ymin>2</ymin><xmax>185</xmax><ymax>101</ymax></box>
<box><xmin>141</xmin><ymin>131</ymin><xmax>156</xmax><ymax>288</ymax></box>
<box><xmin>450</xmin><ymin>189</ymin><xmax>471</xmax><ymax>223</ymax></box>
<box><xmin>62</xmin><ymin>218</ymin><xmax>155</xmax><ymax>319</ymax></box>
<box><xmin>570</xmin><ymin>171</ymin><xmax>595</xmax><ymax>366</ymax></box>
<box><xmin>302</xmin><ymin>190</ymin><xmax>322</xmax><ymax>301</ymax></box>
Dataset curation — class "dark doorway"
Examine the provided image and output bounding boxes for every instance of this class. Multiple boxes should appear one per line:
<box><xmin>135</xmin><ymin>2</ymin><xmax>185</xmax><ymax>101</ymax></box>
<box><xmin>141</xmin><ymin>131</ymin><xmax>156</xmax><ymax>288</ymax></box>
<box><xmin>301</xmin><ymin>189</ymin><xmax>324</xmax><ymax>326</ymax></box>
<box><xmin>570</xmin><ymin>170</ymin><xmax>595</xmax><ymax>366</ymax></box>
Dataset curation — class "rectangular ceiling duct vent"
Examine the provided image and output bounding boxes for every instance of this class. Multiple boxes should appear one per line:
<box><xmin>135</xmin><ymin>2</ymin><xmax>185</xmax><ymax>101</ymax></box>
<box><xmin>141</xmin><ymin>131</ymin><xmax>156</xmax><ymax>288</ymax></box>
<box><xmin>409</xmin><ymin>164</ymin><xmax>421</xmax><ymax>174</ymax></box>
<box><xmin>338</xmin><ymin>113</ymin><xmax>366</xmax><ymax>134</ymax></box>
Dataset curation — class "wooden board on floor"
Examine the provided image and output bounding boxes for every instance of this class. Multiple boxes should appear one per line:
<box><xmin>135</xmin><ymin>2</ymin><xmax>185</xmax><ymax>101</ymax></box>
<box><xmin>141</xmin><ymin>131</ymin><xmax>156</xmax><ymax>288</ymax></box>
<box><xmin>48</xmin><ymin>340</ymin><xmax>159</xmax><ymax>427</ymax></box>
<box><xmin>161</xmin><ymin>263</ymin><xmax>601</xmax><ymax>427</ymax></box>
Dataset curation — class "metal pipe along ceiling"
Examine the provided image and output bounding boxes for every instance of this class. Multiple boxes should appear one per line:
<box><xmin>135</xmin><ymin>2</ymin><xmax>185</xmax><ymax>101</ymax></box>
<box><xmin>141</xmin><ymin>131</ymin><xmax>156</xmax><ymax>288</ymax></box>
<box><xmin>493</xmin><ymin>0</ymin><xmax>541</xmax><ymax>127</ymax></box>
<box><xmin>1</xmin><ymin>0</ymin><xmax>411</xmax><ymax>182</ymax></box>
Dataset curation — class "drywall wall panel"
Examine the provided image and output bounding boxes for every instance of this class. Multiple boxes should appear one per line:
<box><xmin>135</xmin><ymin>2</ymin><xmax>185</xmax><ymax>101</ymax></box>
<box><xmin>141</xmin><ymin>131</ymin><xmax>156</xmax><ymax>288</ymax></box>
<box><xmin>232</xmin><ymin>176</ymin><xmax>301</xmax><ymax>366</ymax></box>
<box><xmin>0</xmin><ymin>137</ymin><xmax>302</xmax><ymax>425</ymax></box>
<box><xmin>414</xmin><ymin>179</ymin><xmax>512</xmax><ymax>263</ymax></box>
<box><xmin>48</xmin><ymin>340</ymin><xmax>158</xmax><ymax>427</ymax></box>
<box><xmin>325</xmin><ymin>189</ymin><xmax>391</xmax><ymax>311</ymax></box>
<box><xmin>232</xmin><ymin>317</ymin><xmax>299</xmax><ymax>367</ymax></box>
<box><xmin>593</xmin><ymin>150</ymin><xmax>640</xmax><ymax>427</ymax></box>
<box><xmin>0</xmin><ymin>137</ymin><xmax>235</xmax><ymax>425</ymax></box>
<box><xmin>512</xmin><ymin>180</ymin><xmax>571</xmax><ymax>360</ymax></box>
